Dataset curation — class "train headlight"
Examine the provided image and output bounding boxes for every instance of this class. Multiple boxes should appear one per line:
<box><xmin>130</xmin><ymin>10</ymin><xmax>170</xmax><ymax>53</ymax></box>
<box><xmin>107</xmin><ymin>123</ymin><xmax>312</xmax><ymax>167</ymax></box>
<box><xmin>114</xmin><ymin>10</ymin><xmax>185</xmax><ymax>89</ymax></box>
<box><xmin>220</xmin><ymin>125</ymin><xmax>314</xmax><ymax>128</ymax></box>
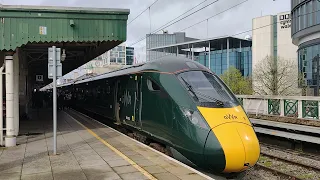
<box><xmin>180</xmin><ymin>107</ymin><xmax>209</xmax><ymax>130</ymax></box>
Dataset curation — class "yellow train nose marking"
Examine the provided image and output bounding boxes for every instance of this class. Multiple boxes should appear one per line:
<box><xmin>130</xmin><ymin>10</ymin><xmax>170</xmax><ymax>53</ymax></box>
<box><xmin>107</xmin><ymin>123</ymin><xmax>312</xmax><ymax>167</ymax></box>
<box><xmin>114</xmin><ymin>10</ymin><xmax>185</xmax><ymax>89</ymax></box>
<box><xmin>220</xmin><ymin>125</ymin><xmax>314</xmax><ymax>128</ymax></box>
<box><xmin>197</xmin><ymin>105</ymin><xmax>252</xmax><ymax>129</ymax></box>
<box><xmin>198</xmin><ymin>105</ymin><xmax>260</xmax><ymax>172</ymax></box>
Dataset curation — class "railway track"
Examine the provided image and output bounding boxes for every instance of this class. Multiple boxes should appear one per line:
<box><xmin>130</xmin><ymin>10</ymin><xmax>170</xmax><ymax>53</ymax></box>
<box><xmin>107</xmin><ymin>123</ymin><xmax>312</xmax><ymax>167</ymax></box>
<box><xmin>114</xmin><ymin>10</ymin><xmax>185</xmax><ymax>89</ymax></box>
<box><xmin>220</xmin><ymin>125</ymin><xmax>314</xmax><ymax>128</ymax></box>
<box><xmin>260</xmin><ymin>152</ymin><xmax>320</xmax><ymax>172</ymax></box>
<box><xmin>257</xmin><ymin>152</ymin><xmax>320</xmax><ymax>180</ymax></box>
<box><xmin>69</xmin><ymin>109</ymin><xmax>320</xmax><ymax>180</ymax></box>
<box><xmin>255</xmin><ymin>164</ymin><xmax>303</xmax><ymax>180</ymax></box>
<box><xmin>261</xmin><ymin>142</ymin><xmax>320</xmax><ymax>162</ymax></box>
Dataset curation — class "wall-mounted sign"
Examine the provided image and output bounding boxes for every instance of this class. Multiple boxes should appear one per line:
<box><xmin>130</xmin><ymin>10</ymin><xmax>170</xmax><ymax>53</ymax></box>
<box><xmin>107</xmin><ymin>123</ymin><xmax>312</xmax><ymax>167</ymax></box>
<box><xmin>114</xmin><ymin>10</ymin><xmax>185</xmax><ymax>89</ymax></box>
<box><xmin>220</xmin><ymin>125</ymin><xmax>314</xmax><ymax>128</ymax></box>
<box><xmin>36</xmin><ymin>75</ymin><xmax>43</xmax><ymax>82</ymax></box>
<box><xmin>39</xmin><ymin>26</ymin><xmax>47</xmax><ymax>35</ymax></box>
<box><xmin>279</xmin><ymin>14</ymin><xmax>291</xmax><ymax>29</ymax></box>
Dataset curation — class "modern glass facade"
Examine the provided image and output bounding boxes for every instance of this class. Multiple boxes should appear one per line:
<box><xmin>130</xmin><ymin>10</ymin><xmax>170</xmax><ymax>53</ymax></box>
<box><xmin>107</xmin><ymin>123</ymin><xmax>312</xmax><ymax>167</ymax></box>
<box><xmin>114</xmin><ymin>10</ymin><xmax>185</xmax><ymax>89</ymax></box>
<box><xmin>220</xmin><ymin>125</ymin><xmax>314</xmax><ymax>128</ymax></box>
<box><xmin>292</xmin><ymin>0</ymin><xmax>320</xmax><ymax>88</ymax></box>
<box><xmin>110</xmin><ymin>45</ymin><xmax>126</xmax><ymax>64</ymax></box>
<box><xmin>93</xmin><ymin>44</ymin><xmax>127</xmax><ymax>65</ymax></box>
<box><xmin>291</xmin><ymin>0</ymin><xmax>320</xmax><ymax>35</ymax></box>
<box><xmin>298</xmin><ymin>44</ymin><xmax>320</xmax><ymax>86</ymax></box>
<box><xmin>126</xmin><ymin>47</ymin><xmax>134</xmax><ymax>65</ymax></box>
<box><xmin>197</xmin><ymin>47</ymin><xmax>252</xmax><ymax>77</ymax></box>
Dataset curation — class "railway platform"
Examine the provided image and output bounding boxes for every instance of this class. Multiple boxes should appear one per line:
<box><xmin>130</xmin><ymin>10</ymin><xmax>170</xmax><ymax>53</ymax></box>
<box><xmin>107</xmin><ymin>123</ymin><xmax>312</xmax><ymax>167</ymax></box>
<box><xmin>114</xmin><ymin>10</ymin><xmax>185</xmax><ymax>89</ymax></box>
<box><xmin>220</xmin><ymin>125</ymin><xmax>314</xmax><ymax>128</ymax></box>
<box><xmin>0</xmin><ymin>108</ymin><xmax>219</xmax><ymax>180</ymax></box>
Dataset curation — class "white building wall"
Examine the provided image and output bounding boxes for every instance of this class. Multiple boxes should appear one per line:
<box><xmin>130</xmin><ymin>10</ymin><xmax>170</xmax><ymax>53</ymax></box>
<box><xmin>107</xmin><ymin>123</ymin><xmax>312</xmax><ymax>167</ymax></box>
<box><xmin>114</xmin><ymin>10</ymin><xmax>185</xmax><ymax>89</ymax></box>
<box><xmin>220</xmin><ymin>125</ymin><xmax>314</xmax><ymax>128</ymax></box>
<box><xmin>252</xmin><ymin>15</ymin><xmax>274</xmax><ymax>94</ymax></box>
<box><xmin>277</xmin><ymin>12</ymin><xmax>300</xmax><ymax>95</ymax></box>
<box><xmin>252</xmin><ymin>12</ymin><xmax>300</xmax><ymax>95</ymax></box>
<box><xmin>252</xmin><ymin>15</ymin><xmax>274</xmax><ymax>69</ymax></box>
<box><xmin>277</xmin><ymin>12</ymin><xmax>298</xmax><ymax>63</ymax></box>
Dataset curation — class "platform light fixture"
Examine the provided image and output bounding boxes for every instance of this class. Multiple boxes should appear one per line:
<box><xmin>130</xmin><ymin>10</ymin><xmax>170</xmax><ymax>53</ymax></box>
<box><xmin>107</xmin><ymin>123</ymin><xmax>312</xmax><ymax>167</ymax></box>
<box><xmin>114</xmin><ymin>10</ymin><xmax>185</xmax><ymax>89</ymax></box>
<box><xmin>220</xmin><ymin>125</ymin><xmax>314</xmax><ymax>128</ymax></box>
<box><xmin>70</xmin><ymin>20</ymin><xmax>75</xmax><ymax>27</ymax></box>
<box><xmin>61</xmin><ymin>49</ymin><xmax>66</xmax><ymax>62</ymax></box>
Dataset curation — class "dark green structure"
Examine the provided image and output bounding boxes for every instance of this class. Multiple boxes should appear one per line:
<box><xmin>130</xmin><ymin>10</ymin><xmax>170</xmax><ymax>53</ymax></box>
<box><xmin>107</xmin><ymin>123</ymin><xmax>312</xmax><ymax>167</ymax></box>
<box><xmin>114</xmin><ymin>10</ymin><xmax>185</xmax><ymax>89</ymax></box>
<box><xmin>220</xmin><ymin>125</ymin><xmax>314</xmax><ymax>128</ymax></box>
<box><xmin>0</xmin><ymin>5</ymin><xmax>129</xmax><ymax>51</ymax></box>
<box><xmin>61</xmin><ymin>57</ymin><xmax>260</xmax><ymax>175</ymax></box>
<box><xmin>0</xmin><ymin>5</ymin><xmax>129</xmax><ymax>103</ymax></box>
<box><xmin>71</xmin><ymin>58</ymin><xmax>223</xmax><ymax>170</ymax></box>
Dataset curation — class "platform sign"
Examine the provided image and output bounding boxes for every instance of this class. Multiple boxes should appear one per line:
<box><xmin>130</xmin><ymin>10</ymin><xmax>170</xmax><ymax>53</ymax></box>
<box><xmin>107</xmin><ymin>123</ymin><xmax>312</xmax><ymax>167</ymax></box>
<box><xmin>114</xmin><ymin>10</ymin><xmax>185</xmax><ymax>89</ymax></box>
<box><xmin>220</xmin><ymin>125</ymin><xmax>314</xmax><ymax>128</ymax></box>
<box><xmin>48</xmin><ymin>46</ymin><xmax>62</xmax><ymax>155</ymax></box>
<box><xmin>39</xmin><ymin>26</ymin><xmax>47</xmax><ymax>35</ymax></box>
<box><xmin>48</xmin><ymin>64</ymin><xmax>62</xmax><ymax>79</ymax></box>
<box><xmin>48</xmin><ymin>47</ymin><xmax>62</xmax><ymax>79</ymax></box>
<box><xmin>36</xmin><ymin>75</ymin><xmax>43</xmax><ymax>82</ymax></box>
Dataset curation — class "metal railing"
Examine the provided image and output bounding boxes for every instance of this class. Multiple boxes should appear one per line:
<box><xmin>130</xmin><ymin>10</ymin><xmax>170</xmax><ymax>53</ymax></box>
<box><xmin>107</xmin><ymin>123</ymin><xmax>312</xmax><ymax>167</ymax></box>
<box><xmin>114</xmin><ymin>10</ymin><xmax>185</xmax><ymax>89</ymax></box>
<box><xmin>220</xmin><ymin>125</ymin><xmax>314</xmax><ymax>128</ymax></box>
<box><xmin>236</xmin><ymin>95</ymin><xmax>320</xmax><ymax>120</ymax></box>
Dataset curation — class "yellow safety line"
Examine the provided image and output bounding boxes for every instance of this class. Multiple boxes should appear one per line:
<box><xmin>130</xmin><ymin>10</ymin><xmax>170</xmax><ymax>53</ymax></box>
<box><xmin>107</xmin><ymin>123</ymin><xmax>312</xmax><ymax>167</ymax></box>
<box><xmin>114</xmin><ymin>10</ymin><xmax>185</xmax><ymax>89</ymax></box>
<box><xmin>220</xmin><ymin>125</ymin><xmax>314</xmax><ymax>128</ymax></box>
<box><xmin>71</xmin><ymin>115</ymin><xmax>157</xmax><ymax>180</ymax></box>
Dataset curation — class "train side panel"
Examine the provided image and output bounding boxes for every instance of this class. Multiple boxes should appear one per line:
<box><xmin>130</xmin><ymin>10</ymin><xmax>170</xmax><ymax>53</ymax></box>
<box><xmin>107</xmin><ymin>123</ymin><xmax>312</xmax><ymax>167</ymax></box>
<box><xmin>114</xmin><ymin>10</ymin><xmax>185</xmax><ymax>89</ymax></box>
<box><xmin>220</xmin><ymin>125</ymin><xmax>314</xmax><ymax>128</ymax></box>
<box><xmin>117</xmin><ymin>75</ymin><xmax>139</xmax><ymax>127</ymax></box>
<box><xmin>139</xmin><ymin>73</ymin><xmax>174</xmax><ymax>143</ymax></box>
<box><xmin>157</xmin><ymin>73</ymin><xmax>221</xmax><ymax>167</ymax></box>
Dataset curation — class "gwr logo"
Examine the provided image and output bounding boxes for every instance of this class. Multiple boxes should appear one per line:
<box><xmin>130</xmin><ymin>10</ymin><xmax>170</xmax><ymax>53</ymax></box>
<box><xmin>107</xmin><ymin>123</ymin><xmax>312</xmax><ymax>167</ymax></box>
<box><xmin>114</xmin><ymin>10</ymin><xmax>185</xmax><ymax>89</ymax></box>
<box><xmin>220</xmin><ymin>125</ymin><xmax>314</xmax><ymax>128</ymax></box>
<box><xmin>224</xmin><ymin>114</ymin><xmax>238</xmax><ymax>120</ymax></box>
<box><xmin>122</xmin><ymin>90</ymin><xmax>132</xmax><ymax>106</ymax></box>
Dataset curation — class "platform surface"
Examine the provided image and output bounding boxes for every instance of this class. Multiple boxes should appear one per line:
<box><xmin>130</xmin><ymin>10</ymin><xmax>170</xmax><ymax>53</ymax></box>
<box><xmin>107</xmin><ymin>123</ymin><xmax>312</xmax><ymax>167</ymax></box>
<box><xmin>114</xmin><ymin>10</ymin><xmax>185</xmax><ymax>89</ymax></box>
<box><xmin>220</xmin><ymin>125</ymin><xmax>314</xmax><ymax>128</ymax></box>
<box><xmin>0</xmin><ymin>108</ymin><xmax>218</xmax><ymax>180</ymax></box>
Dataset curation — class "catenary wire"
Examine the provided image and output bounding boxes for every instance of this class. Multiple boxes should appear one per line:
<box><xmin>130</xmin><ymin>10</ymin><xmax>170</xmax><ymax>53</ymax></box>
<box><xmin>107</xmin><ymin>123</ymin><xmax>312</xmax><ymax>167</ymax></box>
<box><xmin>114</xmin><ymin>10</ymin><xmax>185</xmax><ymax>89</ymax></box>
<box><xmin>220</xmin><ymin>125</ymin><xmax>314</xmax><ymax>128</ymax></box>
<box><xmin>178</xmin><ymin>0</ymin><xmax>249</xmax><ymax>32</ymax></box>
<box><xmin>141</xmin><ymin>0</ymin><xmax>318</xmax><ymax>61</ymax></box>
<box><xmin>127</xmin><ymin>0</ymin><xmax>161</xmax><ymax>25</ymax></box>
<box><xmin>132</xmin><ymin>0</ymin><xmax>249</xmax><ymax>51</ymax></box>
<box><xmin>128</xmin><ymin>0</ymin><xmax>221</xmax><ymax>47</ymax></box>
<box><xmin>151</xmin><ymin>0</ymin><xmax>210</xmax><ymax>34</ymax></box>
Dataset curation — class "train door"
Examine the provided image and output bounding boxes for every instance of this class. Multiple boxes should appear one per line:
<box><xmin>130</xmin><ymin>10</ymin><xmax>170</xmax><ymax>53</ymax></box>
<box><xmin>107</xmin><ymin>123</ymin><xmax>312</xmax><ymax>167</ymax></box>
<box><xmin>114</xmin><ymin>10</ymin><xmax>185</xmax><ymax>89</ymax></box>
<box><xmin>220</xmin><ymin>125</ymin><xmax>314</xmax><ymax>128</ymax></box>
<box><xmin>114</xmin><ymin>80</ymin><xmax>121</xmax><ymax>124</ymax></box>
<box><xmin>134</xmin><ymin>75</ymin><xmax>143</xmax><ymax>129</ymax></box>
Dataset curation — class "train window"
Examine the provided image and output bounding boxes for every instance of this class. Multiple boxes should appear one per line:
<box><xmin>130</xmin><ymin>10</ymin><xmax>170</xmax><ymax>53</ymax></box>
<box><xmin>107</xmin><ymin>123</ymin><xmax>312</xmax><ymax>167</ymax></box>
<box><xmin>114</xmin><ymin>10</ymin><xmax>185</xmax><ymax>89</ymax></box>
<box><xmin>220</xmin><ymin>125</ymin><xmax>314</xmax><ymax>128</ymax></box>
<box><xmin>147</xmin><ymin>79</ymin><xmax>160</xmax><ymax>91</ymax></box>
<box><xmin>177</xmin><ymin>71</ymin><xmax>239</xmax><ymax>108</ymax></box>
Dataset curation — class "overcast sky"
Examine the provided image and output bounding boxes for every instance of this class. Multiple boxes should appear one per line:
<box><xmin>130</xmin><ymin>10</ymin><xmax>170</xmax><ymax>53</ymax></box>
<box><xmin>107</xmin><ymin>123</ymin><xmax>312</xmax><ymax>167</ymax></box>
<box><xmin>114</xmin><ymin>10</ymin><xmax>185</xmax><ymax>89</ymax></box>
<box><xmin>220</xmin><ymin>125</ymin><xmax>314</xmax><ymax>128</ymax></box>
<box><xmin>1</xmin><ymin>0</ymin><xmax>290</xmax><ymax>62</ymax></box>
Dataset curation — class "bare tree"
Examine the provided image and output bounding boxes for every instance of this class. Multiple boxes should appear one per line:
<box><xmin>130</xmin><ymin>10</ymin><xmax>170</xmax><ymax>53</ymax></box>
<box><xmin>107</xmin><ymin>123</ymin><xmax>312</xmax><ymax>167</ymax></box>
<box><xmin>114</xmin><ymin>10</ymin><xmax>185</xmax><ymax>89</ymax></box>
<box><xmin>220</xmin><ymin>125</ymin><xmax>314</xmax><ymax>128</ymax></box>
<box><xmin>253</xmin><ymin>56</ymin><xmax>300</xmax><ymax>96</ymax></box>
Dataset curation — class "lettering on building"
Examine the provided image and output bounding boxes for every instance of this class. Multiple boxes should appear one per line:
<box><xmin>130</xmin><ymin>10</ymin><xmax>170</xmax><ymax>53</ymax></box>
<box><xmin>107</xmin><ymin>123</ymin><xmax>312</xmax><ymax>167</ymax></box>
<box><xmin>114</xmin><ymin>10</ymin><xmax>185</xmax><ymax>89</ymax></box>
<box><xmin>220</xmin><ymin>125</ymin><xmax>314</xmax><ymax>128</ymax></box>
<box><xmin>279</xmin><ymin>14</ymin><xmax>291</xmax><ymax>29</ymax></box>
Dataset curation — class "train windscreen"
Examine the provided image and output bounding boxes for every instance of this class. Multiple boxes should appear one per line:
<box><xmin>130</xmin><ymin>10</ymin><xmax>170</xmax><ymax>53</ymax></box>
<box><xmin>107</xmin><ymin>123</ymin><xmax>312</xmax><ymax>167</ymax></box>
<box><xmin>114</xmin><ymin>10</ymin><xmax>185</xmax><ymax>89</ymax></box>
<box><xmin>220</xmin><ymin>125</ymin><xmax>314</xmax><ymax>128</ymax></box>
<box><xmin>177</xmin><ymin>70</ymin><xmax>240</xmax><ymax>108</ymax></box>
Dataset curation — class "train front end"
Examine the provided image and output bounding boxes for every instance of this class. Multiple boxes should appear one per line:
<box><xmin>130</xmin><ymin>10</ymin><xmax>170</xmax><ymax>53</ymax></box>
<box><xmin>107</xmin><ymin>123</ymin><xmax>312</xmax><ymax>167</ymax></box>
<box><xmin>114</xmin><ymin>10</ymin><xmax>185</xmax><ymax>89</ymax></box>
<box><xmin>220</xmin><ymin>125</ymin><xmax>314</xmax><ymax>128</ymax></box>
<box><xmin>176</xmin><ymin>69</ymin><xmax>260</xmax><ymax>174</ymax></box>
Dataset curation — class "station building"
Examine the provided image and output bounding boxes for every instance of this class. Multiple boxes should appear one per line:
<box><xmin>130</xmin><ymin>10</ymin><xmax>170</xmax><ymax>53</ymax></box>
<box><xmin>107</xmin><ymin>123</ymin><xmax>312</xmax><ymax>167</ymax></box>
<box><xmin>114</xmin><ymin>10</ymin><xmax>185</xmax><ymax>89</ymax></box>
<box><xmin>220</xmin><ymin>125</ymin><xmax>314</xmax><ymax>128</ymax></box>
<box><xmin>0</xmin><ymin>5</ymin><xmax>130</xmax><ymax>147</ymax></box>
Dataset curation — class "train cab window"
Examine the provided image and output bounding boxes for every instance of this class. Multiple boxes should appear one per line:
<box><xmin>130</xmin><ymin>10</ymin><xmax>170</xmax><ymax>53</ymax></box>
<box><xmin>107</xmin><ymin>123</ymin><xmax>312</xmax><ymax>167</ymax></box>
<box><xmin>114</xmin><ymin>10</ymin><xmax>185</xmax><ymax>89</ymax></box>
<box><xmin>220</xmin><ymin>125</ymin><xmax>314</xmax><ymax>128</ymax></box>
<box><xmin>147</xmin><ymin>79</ymin><xmax>160</xmax><ymax>91</ymax></box>
<box><xmin>177</xmin><ymin>70</ymin><xmax>239</xmax><ymax>108</ymax></box>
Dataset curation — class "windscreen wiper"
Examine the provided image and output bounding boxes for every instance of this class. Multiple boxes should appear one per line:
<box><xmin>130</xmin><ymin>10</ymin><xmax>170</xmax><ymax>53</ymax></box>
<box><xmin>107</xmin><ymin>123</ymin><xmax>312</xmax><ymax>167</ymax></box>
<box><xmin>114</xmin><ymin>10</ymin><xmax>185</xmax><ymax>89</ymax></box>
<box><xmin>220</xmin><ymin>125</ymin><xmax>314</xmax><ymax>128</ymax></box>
<box><xmin>180</xmin><ymin>77</ymin><xmax>199</xmax><ymax>101</ymax></box>
<box><xmin>194</xmin><ymin>90</ymin><xmax>225</xmax><ymax>107</ymax></box>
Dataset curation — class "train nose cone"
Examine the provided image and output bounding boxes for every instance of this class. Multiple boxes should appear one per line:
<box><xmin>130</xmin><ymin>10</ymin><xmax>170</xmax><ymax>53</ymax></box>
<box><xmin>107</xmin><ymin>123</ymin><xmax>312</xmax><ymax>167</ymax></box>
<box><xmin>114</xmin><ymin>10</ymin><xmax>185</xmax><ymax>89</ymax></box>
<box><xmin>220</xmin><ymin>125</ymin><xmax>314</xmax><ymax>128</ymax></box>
<box><xmin>204</xmin><ymin>123</ymin><xmax>260</xmax><ymax>173</ymax></box>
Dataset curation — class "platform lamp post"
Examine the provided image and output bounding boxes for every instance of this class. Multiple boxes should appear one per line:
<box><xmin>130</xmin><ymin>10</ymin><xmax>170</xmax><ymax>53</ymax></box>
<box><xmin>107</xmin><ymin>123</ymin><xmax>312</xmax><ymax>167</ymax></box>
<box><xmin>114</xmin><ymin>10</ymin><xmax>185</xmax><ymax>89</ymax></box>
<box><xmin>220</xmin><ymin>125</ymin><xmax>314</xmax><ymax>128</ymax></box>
<box><xmin>48</xmin><ymin>46</ymin><xmax>62</xmax><ymax>155</ymax></box>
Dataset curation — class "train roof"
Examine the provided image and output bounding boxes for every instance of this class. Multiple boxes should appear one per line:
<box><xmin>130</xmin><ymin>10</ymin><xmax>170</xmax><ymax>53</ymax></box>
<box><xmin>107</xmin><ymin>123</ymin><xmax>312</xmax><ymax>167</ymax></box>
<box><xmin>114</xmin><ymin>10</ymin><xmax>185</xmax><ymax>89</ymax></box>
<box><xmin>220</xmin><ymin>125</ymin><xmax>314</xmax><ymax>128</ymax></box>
<box><xmin>69</xmin><ymin>56</ymin><xmax>210</xmax><ymax>85</ymax></box>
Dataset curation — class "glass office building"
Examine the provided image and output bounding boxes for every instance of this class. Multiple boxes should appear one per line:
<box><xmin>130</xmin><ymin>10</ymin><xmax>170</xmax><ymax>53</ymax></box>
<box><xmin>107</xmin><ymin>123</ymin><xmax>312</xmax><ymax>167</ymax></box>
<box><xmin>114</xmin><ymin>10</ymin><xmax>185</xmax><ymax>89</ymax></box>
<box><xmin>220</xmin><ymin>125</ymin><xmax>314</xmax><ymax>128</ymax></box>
<box><xmin>92</xmin><ymin>43</ymin><xmax>133</xmax><ymax>66</ymax></box>
<box><xmin>197</xmin><ymin>47</ymin><xmax>252</xmax><ymax>77</ymax></box>
<box><xmin>292</xmin><ymin>0</ymin><xmax>320</xmax><ymax>87</ymax></box>
<box><xmin>298</xmin><ymin>45</ymin><xmax>320</xmax><ymax>86</ymax></box>
<box><xmin>109</xmin><ymin>45</ymin><xmax>126</xmax><ymax>65</ymax></box>
<box><xmin>146</xmin><ymin>32</ymin><xmax>198</xmax><ymax>61</ymax></box>
<box><xmin>147</xmin><ymin>36</ymin><xmax>252</xmax><ymax>77</ymax></box>
<box><xmin>126</xmin><ymin>47</ymin><xmax>134</xmax><ymax>65</ymax></box>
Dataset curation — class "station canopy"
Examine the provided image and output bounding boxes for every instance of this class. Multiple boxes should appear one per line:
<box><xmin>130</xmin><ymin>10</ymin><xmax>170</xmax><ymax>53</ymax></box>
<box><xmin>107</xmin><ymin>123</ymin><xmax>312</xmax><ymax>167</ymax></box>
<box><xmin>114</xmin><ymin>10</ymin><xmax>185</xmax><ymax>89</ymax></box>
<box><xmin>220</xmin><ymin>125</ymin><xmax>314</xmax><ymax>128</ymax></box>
<box><xmin>0</xmin><ymin>5</ymin><xmax>130</xmax><ymax>85</ymax></box>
